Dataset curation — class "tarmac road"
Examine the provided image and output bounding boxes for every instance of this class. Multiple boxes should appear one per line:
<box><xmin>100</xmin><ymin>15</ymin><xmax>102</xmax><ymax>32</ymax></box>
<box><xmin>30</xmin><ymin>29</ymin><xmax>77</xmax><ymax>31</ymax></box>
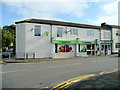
<box><xmin>66</xmin><ymin>71</ymin><xmax>119</xmax><ymax>89</ymax></box>
<box><xmin>2</xmin><ymin>55</ymin><xmax>119</xmax><ymax>89</ymax></box>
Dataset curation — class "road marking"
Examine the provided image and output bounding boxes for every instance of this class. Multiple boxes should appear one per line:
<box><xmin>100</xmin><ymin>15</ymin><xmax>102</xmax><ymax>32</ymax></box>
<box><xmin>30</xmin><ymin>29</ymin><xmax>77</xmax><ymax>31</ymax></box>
<box><xmin>51</xmin><ymin>68</ymin><xmax>120</xmax><ymax>90</ymax></box>
<box><xmin>99</xmin><ymin>68</ymin><xmax>120</xmax><ymax>75</ymax></box>
<box><xmin>48</xmin><ymin>63</ymin><xmax>81</xmax><ymax>68</ymax></box>
<box><xmin>1</xmin><ymin>69</ymin><xmax>27</xmax><ymax>74</ymax></box>
<box><xmin>50</xmin><ymin>74</ymin><xmax>96</xmax><ymax>90</ymax></box>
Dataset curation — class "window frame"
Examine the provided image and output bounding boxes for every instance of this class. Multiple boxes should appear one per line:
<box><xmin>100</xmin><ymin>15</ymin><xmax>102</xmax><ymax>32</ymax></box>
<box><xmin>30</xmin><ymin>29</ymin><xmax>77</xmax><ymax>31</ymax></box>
<box><xmin>87</xmin><ymin>30</ymin><xmax>94</xmax><ymax>36</ymax></box>
<box><xmin>57</xmin><ymin>27</ymin><xmax>63</xmax><ymax>37</ymax></box>
<box><xmin>70</xmin><ymin>28</ymin><xmax>78</xmax><ymax>35</ymax></box>
<box><xmin>34</xmin><ymin>26</ymin><xmax>41</xmax><ymax>36</ymax></box>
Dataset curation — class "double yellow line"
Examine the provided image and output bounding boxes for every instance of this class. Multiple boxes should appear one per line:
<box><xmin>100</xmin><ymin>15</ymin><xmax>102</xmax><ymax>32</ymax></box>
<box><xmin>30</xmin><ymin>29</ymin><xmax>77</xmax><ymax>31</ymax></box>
<box><xmin>51</xmin><ymin>68</ymin><xmax>120</xmax><ymax>90</ymax></box>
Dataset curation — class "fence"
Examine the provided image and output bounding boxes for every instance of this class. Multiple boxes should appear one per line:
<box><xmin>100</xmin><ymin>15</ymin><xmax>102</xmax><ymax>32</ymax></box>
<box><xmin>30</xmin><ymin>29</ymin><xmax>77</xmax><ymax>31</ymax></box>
<box><xmin>16</xmin><ymin>52</ymin><xmax>53</xmax><ymax>60</ymax></box>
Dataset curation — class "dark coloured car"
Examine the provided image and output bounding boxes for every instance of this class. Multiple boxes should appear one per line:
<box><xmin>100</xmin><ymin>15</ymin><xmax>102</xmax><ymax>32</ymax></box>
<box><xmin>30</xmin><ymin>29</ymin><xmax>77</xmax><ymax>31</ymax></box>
<box><xmin>2</xmin><ymin>49</ymin><xmax>13</xmax><ymax>58</ymax></box>
<box><xmin>118</xmin><ymin>49</ymin><xmax>120</xmax><ymax>57</ymax></box>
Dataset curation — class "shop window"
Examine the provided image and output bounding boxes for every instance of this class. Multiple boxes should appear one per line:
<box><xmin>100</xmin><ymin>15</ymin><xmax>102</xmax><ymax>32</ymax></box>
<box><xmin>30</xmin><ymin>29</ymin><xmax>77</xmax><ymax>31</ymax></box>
<box><xmin>87</xmin><ymin>45</ymin><xmax>91</xmax><ymax>50</ymax></box>
<box><xmin>87</xmin><ymin>45</ymin><xmax>94</xmax><ymax>50</ymax></box>
<box><xmin>116</xmin><ymin>43</ymin><xmax>120</xmax><ymax>48</ymax></box>
<box><xmin>87</xmin><ymin>30</ymin><xmax>94</xmax><ymax>36</ymax></box>
<box><xmin>86</xmin><ymin>45</ymin><xmax>95</xmax><ymax>55</ymax></box>
<box><xmin>80</xmin><ymin>45</ymin><xmax>86</xmax><ymax>52</ymax></box>
<box><xmin>57</xmin><ymin>27</ymin><xmax>62</xmax><ymax>37</ymax></box>
<box><xmin>57</xmin><ymin>44</ymin><xmax>73</xmax><ymax>53</ymax></box>
<box><xmin>70</xmin><ymin>29</ymin><xmax>78</xmax><ymax>35</ymax></box>
<box><xmin>34</xmin><ymin>26</ymin><xmax>41</xmax><ymax>36</ymax></box>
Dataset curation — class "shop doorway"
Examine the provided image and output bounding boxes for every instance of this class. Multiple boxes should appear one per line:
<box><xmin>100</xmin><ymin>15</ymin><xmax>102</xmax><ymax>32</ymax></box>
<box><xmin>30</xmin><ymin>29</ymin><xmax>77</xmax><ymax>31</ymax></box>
<box><xmin>101</xmin><ymin>44</ymin><xmax>111</xmax><ymax>55</ymax></box>
<box><xmin>86</xmin><ymin>44</ymin><xmax>95</xmax><ymax>55</ymax></box>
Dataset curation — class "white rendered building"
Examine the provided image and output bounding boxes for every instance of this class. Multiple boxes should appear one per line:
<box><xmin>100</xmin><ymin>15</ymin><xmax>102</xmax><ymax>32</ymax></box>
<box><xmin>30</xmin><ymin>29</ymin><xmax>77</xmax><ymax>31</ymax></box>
<box><xmin>15</xmin><ymin>19</ymin><xmax>101</xmax><ymax>59</ymax></box>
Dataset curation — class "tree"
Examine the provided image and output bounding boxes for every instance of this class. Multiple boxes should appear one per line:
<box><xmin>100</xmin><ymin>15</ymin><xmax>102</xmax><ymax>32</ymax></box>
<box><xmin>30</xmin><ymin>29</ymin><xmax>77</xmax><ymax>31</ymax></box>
<box><xmin>2</xmin><ymin>24</ymin><xmax>16</xmax><ymax>53</ymax></box>
<box><xmin>0</xmin><ymin>27</ymin><xmax>2</xmax><ymax>52</ymax></box>
<box><xmin>2</xmin><ymin>30</ymin><xmax>14</xmax><ymax>49</ymax></box>
<box><xmin>3</xmin><ymin>24</ymin><xmax>15</xmax><ymax>34</ymax></box>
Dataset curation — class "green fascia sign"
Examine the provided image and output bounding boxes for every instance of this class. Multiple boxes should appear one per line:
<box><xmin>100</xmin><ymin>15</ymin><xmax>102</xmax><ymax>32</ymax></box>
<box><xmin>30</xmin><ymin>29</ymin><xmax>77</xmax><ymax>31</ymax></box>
<box><xmin>55</xmin><ymin>40</ymin><xmax>78</xmax><ymax>44</ymax></box>
<box><xmin>54</xmin><ymin>40</ymin><xmax>96</xmax><ymax>44</ymax></box>
<box><xmin>101</xmin><ymin>41</ymin><xmax>113</xmax><ymax>43</ymax></box>
<box><xmin>79</xmin><ymin>41</ymin><xmax>96</xmax><ymax>44</ymax></box>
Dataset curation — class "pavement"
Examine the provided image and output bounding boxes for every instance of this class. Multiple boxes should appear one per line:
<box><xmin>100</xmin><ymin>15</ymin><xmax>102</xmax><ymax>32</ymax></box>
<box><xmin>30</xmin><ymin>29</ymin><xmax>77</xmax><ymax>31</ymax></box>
<box><xmin>1</xmin><ymin>54</ymin><xmax>118</xmax><ymax>64</ymax></box>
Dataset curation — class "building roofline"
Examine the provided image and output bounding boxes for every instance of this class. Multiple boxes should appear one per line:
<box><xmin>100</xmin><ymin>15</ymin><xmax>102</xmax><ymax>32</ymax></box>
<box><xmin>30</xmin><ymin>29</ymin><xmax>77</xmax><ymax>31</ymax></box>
<box><xmin>101</xmin><ymin>23</ymin><xmax>120</xmax><ymax>29</ymax></box>
<box><xmin>15</xmin><ymin>18</ymin><xmax>100</xmax><ymax>29</ymax></box>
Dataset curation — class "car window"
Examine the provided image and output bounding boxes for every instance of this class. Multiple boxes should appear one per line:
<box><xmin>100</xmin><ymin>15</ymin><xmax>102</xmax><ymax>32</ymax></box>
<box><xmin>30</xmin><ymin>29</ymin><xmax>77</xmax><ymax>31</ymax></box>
<box><xmin>6</xmin><ymin>50</ymin><xmax>12</xmax><ymax>52</ymax></box>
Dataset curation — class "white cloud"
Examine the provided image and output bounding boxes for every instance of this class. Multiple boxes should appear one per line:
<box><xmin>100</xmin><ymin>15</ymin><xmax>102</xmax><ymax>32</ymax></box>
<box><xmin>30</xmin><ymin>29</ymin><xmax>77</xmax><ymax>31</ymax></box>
<box><xmin>2</xmin><ymin>0</ymin><xmax>116</xmax><ymax>2</ymax></box>
<box><xmin>3</xmin><ymin>0</ymin><xmax>89</xmax><ymax>21</ymax></box>
<box><xmin>90</xmin><ymin>0</ymin><xmax>119</xmax><ymax>25</ymax></box>
<box><xmin>2</xmin><ymin>0</ymin><xmax>119</xmax><ymax>25</ymax></box>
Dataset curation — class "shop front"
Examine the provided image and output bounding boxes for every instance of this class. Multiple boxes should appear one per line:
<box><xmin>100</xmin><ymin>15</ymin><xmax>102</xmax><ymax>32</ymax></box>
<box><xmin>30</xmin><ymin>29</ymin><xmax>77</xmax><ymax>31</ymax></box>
<box><xmin>100</xmin><ymin>41</ymin><xmax>112</xmax><ymax>55</ymax></box>
<box><xmin>79</xmin><ymin>41</ymin><xmax>98</xmax><ymax>56</ymax></box>
<box><xmin>53</xmin><ymin>40</ymin><xmax>99</xmax><ymax>58</ymax></box>
<box><xmin>53</xmin><ymin>40</ymin><xmax>77</xmax><ymax>58</ymax></box>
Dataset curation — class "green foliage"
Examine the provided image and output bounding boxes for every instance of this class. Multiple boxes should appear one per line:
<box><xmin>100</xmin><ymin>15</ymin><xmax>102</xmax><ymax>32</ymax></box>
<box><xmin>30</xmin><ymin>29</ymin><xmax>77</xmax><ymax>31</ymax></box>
<box><xmin>2</xmin><ymin>30</ymin><xmax>14</xmax><ymax>48</ymax></box>
<box><xmin>2</xmin><ymin>24</ymin><xmax>16</xmax><ymax>49</ymax></box>
<box><xmin>3</xmin><ymin>24</ymin><xmax>15</xmax><ymax>34</ymax></box>
<box><xmin>0</xmin><ymin>28</ymin><xmax>2</xmax><ymax>52</ymax></box>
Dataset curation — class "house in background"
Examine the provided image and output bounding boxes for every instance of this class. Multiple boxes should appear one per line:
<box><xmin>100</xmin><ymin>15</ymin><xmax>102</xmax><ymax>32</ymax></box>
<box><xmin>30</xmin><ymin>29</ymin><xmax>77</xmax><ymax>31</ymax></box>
<box><xmin>15</xmin><ymin>19</ymin><xmax>100</xmax><ymax>59</ymax></box>
<box><xmin>101</xmin><ymin>23</ymin><xmax>120</xmax><ymax>54</ymax></box>
<box><xmin>99</xmin><ymin>26</ymin><xmax>112</xmax><ymax>55</ymax></box>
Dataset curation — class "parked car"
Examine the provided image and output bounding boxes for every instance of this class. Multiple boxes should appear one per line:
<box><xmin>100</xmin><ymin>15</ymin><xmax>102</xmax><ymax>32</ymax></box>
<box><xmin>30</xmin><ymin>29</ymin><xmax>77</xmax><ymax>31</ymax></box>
<box><xmin>2</xmin><ymin>49</ymin><xmax>14</xmax><ymax>58</ymax></box>
<box><xmin>118</xmin><ymin>49</ymin><xmax>120</xmax><ymax>57</ymax></box>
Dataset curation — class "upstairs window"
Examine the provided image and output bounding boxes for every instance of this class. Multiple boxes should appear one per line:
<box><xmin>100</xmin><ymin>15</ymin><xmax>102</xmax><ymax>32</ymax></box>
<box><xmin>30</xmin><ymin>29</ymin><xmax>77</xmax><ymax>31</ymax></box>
<box><xmin>34</xmin><ymin>26</ymin><xmax>41</xmax><ymax>36</ymax></box>
<box><xmin>70</xmin><ymin>29</ymin><xmax>78</xmax><ymax>35</ymax></box>
<box><xmin>87</xmin><ymin>30</ymin><xmax>94</xmax><ymax>36</ymax></box>
<box><xmin>104</xmin><ymin>32</ymin><xmax>110</xmax><ymax>39</ymax></box>
<box><xmin>57</xmin><ymin>27</ymin><xmax>62</xmax><ymax>37</ymax></box>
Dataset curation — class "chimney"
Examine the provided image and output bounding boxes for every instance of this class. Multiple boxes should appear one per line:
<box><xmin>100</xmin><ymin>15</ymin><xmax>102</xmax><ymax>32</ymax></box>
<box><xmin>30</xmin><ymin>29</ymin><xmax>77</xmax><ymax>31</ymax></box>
<box><xmin>101</xmin><ymin>22</ymin><xmax>106</xmax><ymax>26</ymax></box>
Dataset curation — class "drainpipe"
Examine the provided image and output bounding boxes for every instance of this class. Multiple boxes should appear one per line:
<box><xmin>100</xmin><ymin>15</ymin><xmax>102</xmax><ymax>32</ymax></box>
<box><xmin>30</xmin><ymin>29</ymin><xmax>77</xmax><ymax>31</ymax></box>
<box><xmin>50</xmin><ymin>24</ymin><xmax>54</xmax><ymax>58</ymax></box>
<box><xmin>110</xmin><ymin>27</ymin><xmax>113</xmax><ymax>54</ymax></box>
<box><xmin>50</xmin><ymin>24</ymin><xmax>53</xmax><ymax>43</ymax></box>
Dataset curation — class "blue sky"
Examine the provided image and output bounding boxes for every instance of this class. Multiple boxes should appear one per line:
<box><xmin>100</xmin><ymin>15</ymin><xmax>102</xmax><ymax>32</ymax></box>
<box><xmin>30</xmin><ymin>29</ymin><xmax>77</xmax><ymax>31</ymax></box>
<box><xmin>1</xmin><ymin>0</ymin><xmax>119</xmax><ymax>27</ymax></box>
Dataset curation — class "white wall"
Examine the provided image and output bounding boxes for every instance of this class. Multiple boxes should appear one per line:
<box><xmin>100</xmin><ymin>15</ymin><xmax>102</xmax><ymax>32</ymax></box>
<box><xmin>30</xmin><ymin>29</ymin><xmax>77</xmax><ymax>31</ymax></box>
<box><xmin>24</xmin><ymin>23</ymin><xmax>52</xmax><ymax>58</ymax></box>
<box><xmin>52</xmin><ymin>25</ymin><xmax>100</xmax><ymax>41</ymax></box>
<box><xmin>112</xmin><ymin>28</ymin><xmax>120</xmax><ymax>53</ymax></box>
<box><xmin>16</xmin><ymin>23</ymin><xmax>53</xmax><ymax>59</ymax></box>
<box><xmin>16</xmin><ymin>23</ymin><xmax>25</xmax><ymax>58</ymax></box>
